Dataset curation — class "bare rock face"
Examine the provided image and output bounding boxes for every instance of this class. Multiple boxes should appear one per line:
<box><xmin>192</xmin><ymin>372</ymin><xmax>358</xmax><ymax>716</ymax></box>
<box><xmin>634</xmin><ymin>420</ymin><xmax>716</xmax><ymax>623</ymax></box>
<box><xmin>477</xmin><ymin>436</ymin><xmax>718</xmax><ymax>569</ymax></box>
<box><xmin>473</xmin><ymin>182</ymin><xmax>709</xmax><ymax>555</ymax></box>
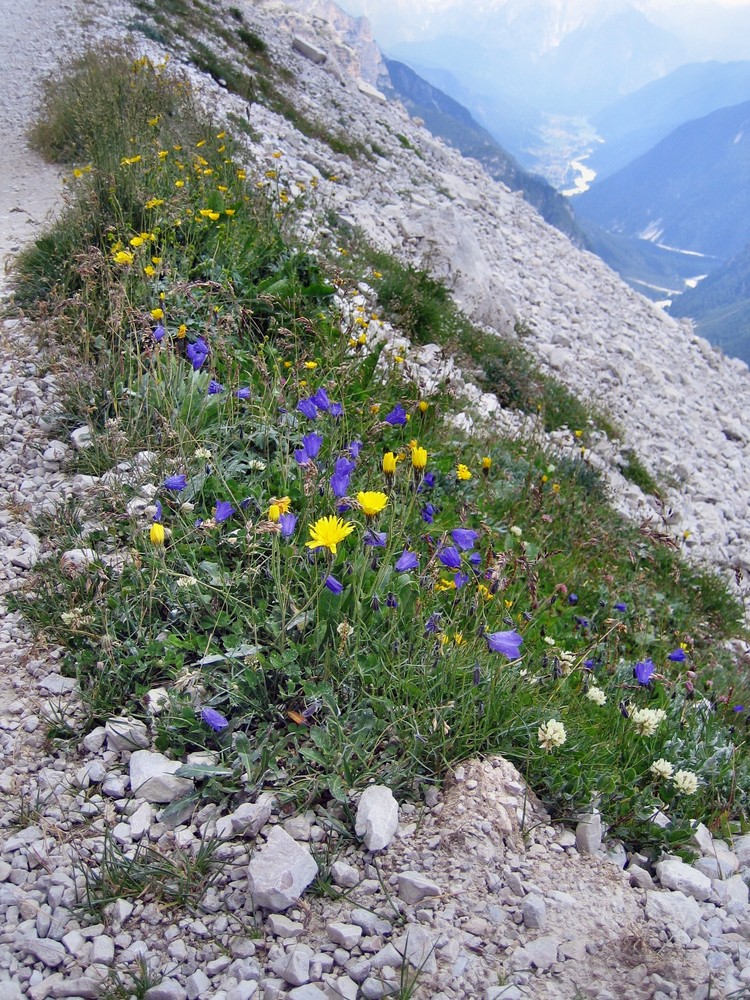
<box><xmin>247</xmin><ymin>826</ymin><xmax>318</xmax><ymax>911</ymax></box>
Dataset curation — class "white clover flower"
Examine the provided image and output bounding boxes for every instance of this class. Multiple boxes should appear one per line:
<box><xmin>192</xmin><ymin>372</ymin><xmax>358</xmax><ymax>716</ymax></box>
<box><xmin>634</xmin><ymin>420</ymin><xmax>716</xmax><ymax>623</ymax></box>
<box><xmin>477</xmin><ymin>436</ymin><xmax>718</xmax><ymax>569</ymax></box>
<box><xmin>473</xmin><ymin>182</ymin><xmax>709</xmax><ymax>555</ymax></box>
<box><xmin>538</xmin><ymin>718</ymin><xmax>566</xmax><ymax>751</ymax></box>
<box><xmin>176</xmin><ymin>575</ymin><xmax>199</xmax><ymax>588</ymax></box>
<box><xmin>509</xmin><ymin>525</ymin><xmax>523</xmax><ymax>538</ymax></box>
<box><xmin>672</xmin><ymin>769</ymin><xmax>699</xmax><ymax>795</ymax></box>
<box><xmin>544</xmin><ymin>636</ymin><xmax>556</xmax><ymax>646</ymax></box>
<box><xmin>586</xmin><ymin>685</ymin><xmax>607</xmax><ymax>706</ymax></box>
<box><xmin>194</xmin><ymin>446</ymin><xmax>212</xmax><ymax>460</ymax></box>
<box><xmin>631</xmin><ymin>706</ymin><xmax>667</xmax><ymax>737</ymax></box>
<box><xmin>649</xmin><ymin>758</ymin><xmax>674</xmax><ymax>781</ymax></box>
<box><xmin>248</xmin><ymin>459</ymin><xmax>267</xmax><ymax>471</ymax></box>
<box><xmin>558</xmin><ymin>650</ymin><xmax>576</xmax><ymax>675</ymax></box>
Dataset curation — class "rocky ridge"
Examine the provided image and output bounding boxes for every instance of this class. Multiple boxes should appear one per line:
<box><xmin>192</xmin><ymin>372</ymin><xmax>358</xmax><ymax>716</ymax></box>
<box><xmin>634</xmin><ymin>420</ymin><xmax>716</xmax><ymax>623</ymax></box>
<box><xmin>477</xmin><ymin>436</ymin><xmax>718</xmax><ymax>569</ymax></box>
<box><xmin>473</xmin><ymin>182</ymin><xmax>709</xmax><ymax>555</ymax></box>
<box><xmin>1</xmin><ymin>0</ymin><xmax>750</xmax><ymax>999</ymax></box>
<box><xmin>180</xmin><ymin>0</ymin><xmax>750</xmax><ymax>594</ymax></box>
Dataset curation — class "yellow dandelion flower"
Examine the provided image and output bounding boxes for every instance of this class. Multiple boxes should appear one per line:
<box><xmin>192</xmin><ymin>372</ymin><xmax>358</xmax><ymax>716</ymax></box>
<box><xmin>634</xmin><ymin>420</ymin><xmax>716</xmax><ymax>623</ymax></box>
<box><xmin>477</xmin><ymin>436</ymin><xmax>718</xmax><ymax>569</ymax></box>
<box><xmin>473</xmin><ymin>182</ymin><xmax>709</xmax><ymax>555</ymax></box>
<box><xmin>370</xmin><ymin>404</ymin><xmax>381</xmax><ymax>415</ymax></box>
<box><xmin>457</xmin><ymin>464</ymin><xmax>472</xmax><ymax>481</ymax></box>
<box><xmin>217</xmin><ymin>184</ymin><xmax>228</xmax><ymax>192</ymax></box>
<box><xmin>270</xmin><ymin>497</ymin><xmax>291</xmax><ymax>515</ymax></box>
<box><xmin>130</xmin><ymin>235</ymin><xmax>146</xmax><ymax>247</ymax></box>
<box><xmin>150</xmin><ymin>308</ymin><xmax>164</xmax><ymax>321</ymax></box>
<box><xmin>144</xmin><ymin>198</ymin><xmax>164</xmax><ymax>209</ymax></box>
<box><xmin>357</xmin><ymin>332</ymin><xmax>367</xmax><ymax>345</ymax></box>
<box><xmin>382</xmin><ymin>452</ymin><xmax>397</xmax><ymax>476</ymax></box>
<box><xmin>216</xmin><ymin>131</ymin><xmax>226</xmax><ymax>139</ymax></box>
<box><xmin>158</xmin><ymin>150</ymin><xmax>169</xmax><ymax>160</ymax></box>
<box><xmin>121</xmin><ymin>155</ymin><xmax>142</xmax><ymax>166</ymax></box>
<box><xmin>454</xmin><ymin>632</ymin><xmax>464</xmax><ymax>646</ymax></box>
<box><xmin>148</xmin><ymin>116</ymin><xmax>160</xmax><ymax>126</ymax></box>
<box><xmin>224</xmin><ymin>208</ymin><xmax>235</xmax><ymax>216</ymax></box>
<box><xmin>411</xmin><ymin>446</ymin><xmax>427</xmax><ymax>471</ymax></box>
<box><xmin>151</xmin><ymin>256</ymin><xmax>162</xmax><ymax>265</ymax></box>
<box><xmin>237</xmin><ymin>169</ymin><xmax>246</xmax><ymax>180</ymax></box>
<box><xmin>482</xmin><ymin>456</ymin><xmax>492</xmax><ymax>472</ymax></box>
<box><xmin>73</xmin><ymin>168</ymin><xmax>83</xmax><ymax>178</ymax></box>
<box><xmin>177</xmin><ymin>324</ymin><xmax>187</xmax><ymax>339</ymax></box>
<box><xmin>305</xmin><ymin>515</ymin><xmax>355</xmax><ymax>555</ymax></box>
<box><xmin>552</xmin><ymin>483</ymin><xmax>561</xmax><ymax>493</ymax></box>
<box><xmin>150</xmin><ymin>522</ymin><xmax>165</xmax><ymax>546</ymax></box>
<box><xmin>272</xmin><ymin>150</ymin><xmax>283</xmax><ymax>159</ymax></box>
<box><xmin>418</xmin><ymin>401</ymin><xmax>429</xmax><ymax>413</ymax></box>
<box><xmin>357</xmin><ymin>491</ymin><xmax>389</xmax><ymax>518</ymax></box>
<box><xmin>196</xmin><ymin>139</ymin><xmax>206</xmax><ymax>148</ymax></box>
<box><xmin>373</xmin><ymin>270</ymin><xmax>382</xmax><ymax>278</ymax></box>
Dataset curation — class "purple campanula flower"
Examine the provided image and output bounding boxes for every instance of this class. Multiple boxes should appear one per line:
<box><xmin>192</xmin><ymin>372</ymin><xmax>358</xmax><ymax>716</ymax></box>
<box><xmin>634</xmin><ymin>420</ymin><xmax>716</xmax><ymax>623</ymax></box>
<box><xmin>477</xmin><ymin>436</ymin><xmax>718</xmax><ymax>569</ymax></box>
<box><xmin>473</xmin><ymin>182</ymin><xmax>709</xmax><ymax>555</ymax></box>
<box><xmin>568</xmin><ymin>593</ymin><xmax>578</xmax><ymax>605</ymax></box>
<box><xmin>163</xmin><ymin>474</ymin><xmax>187</xmax><ymax>491</ymax></box>
<box><xmin>294</xmin><ymin>432</ymin><xmax>323</xmax><ymax>466</ymax></box>
<box><xmin>384</xmin><ymin>403</ymin><xmax>407</xmax><ymax>426</ymax></box>
<box><xmin>634</xmin><ymin>658</ymin><xmax>655</xmax><ymax>685</ymax></box>
<box><xmin>279</xmin><ymin>513</ymin><xmax>297</xmax><ymax>538</ymax></box>
<box><xmin>614</xmin><ymin>601</ymin><xmax>627</xmax><ymax>612</ymax></box>
<box><xmin>454</xmin><ymin>572</ymin><xmax>469</xmax><ymax>589</ymax></box>
<box><xmin>425</xmin><ymin>613</ymin><xmax>442</xmax><ymax>634</ymax></box>
<box><xmin>153</xmin><ymin>324</ymin><xmax>165</xmax><ymax>342</ymax></box>
<box><xmin>386</xmin><ymin>592</ymin><xmax>398</xmax><ymax>608</ymax></box>
<box><xmin>235</xmin><ymin>386</ymin><xmax>251</xmax><ymax>399</ymax></box>
<box><xmin>451</xmin><ymin>528</ymin><xmax>479</xmax><ymax>551</ymax></box>
<box><xmin>349</xmin><ymin>440</ymin><xmax>363</xmax><ymax>458</ymax></box>
<box><xmin>215</xmin><ymin>500</ymin><xmax>236</xmax><ymax>523</ymax></box>
<box><xmin>324</xmin><ymin>574</ymin><xmax>343</xmax><ymax>595</ymax></box>
<box><xmin>418</xmin><ymin>472</ymin><xmax>436</xmax><ymax>491</ymax></box>
<box><xmin>473</xmin><ymin>663</ymin><xmax>481</xmax><ymax>686</ymax></box>
<box><xmin>186</xmin><ymin>337</ymin><xmax>209</xmax><ymax>370</ymax></box>
<box><xmin>200</xmin><ymin>707</ymin><xmax>229</xmax><ymax>731</ymax></box>
<box><xmin>297</xmin><ymin>398</ymin><xmax>318</xmax><ymax>420</ymax></box>
<box><xmin>311</xmin><ymin>387</ymin><xmax>330</xmax><ymax>411</ymax></box>
<box><xmin>468</xmin><ymin>552</ymin><xmax>482</xmax><ymax>569</ymax></box>
<box><xmin>583</xmin><ymin>659</ymin><xmax>596</xmax><ymax>671</ymax></box>
<box><xmin>421</xmin><ymin>503</ymin><xmax>438</xmax><ymax>524</ymax></box>
<box><xmin>364</xmin><ymin>530</ymin><xmax>387</xmax><ymax>548</ymax></box>
<box><xmin>667</xmin><ymin>648</ymin><xmax>687</xmax><ymax>662</ymax></box>
<box><xmin>395</xmin><ymin>549</ymin><xmax>419</xmax><ymax>572</ymax></box>
<box><xmin>153</xmin><ymin>500</ymin><xmax>163</xmax><ymax>523</ymax></box>
<box><xmin>486</xmin><ymin>629</ymin><xmax>523</xmax><ymax>659</ymax></box>
<box><xmin>733</xmin><ymin>705</ymin><xmax>745</xmax><ymax>712</ymax></box>
<box><xmin>371</xmin><ymin>594</ymin><xmax>381</xmax><ymax>611</ymax></box>
<box><xmin>208</xmin><ymin>379</ymin><xmax>225</xmax><ymax>395</ymax></box>
<box><xmin>329</xmin><ymin>402</ymin><xmax>343</xmax><ymax>418</ymax></box>
<box><xmin>438</xmin><ymin>546</ymin><xmax>461</xmax><ymax>570</ymax></box>
<box><xmin>337</xmin><ymin>502</ymin><xmax>352</xmax><ymax>513</ymax></box>
<box><xmin>330</xmin><ymin>457</ymin><xmax>356</xmax><ymax>498</ymax></box>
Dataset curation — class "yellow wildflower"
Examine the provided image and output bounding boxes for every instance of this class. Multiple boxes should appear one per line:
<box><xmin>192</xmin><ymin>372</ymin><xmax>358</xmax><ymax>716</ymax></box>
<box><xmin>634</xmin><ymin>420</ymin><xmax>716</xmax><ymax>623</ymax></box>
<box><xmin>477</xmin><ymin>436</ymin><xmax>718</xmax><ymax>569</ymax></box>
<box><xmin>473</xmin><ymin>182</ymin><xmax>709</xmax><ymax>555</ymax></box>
<box><xmin>150</xmin><ymin>522</ymin><xmax>165</xmax><ymax>546</ymax></box>
<box><xmin>411</xmin><ymin>446</ymin><xmax>427</xmax><ymax>471</ymax></box>
<box><xmin>305</xmin><ymin>515</ymin><xmax>355</xmax><ymax>555</ymax></box>
<box><xmin>418</xmin><ymin>401</ymin><xmax>429</xmax><ymax>413</ymax></box>
<box><xmin>113</xmin><ymin>250</ymin><xmax>134</xmax><ymax>266</ymax></box>
<box><xmin>150</xmin><ymin>308</ymin><xmax>164</xmax><ymax>321</ymax></box>
<box><xmin>357</xmin><ymin>491</ymin><xmax>389</xmax><ymax>518</ymax></box>
<box><xmin>456</xmin><ymin>464</ymin><xmax>472</xmax><ymax>481</ymax></box>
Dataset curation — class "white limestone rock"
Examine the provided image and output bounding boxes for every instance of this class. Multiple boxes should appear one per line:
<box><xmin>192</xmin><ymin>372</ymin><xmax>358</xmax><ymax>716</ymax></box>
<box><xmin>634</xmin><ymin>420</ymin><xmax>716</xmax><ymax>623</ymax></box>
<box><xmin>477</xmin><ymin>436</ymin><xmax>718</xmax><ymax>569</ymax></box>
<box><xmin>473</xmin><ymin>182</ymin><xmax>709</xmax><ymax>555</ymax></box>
<box><xmin>292</xmin><ymin>36</ymin><xmax>326</xmax><ymax>64</ymax></box>
<box><xmin>355</xmin><ymin>785</ymin><xmax>399</xmax><ymax>851</ymax></box>
<box><xmin>575</xmin><ymin>812</ymin><xmax>602</xmax><ymax>855</ymax></box>
<box><xmin>644</xmin><ymin>890</ymin><xmax>702</xmax><ymax>936</ymax></box>
<box><xmin>247</xmin><ymin>826</ymin><xmax>318</xmax><ymax>911</ymax></box>
<box><xmin>656</xmin><ymin>859</ymin><xmax>712</xmax><ymax>901</ymax></box>
<box><xmin>105</xmin><ymin>716</ymin><xmax>149</xmax><ymax>752</ymax></box>
<box><xmin>129</xmin><ymin>750</ymin><xmax>194</xmax><ymax>803</ymax></box>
